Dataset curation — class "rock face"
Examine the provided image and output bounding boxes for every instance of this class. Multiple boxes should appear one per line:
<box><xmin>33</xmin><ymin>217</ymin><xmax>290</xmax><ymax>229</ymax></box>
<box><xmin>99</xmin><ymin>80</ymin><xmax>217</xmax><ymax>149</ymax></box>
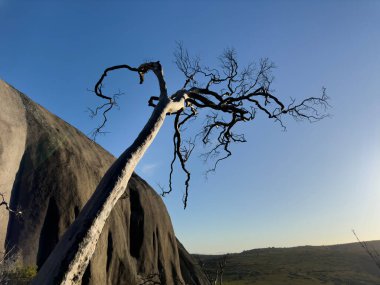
<box><xmin>0</xmin><ymin>79</ymin><xmax>208</xmax><ymax>285</ymax></box>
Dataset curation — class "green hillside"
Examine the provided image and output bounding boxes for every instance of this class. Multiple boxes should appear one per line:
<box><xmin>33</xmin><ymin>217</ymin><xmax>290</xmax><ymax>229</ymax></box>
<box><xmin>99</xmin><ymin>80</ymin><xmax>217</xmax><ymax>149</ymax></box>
<box><xmin>195</xmin><ymin>241</ymin><xmax>380</xmax><ymax>285</ymax></box>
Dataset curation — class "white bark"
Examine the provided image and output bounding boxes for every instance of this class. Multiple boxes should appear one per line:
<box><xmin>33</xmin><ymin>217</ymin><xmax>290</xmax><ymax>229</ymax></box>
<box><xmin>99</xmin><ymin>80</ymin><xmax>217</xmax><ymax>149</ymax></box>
<box><xmin>32</xmin><ymin>93</ymin><xmax>185</xmax><ymax>285</ymax></box>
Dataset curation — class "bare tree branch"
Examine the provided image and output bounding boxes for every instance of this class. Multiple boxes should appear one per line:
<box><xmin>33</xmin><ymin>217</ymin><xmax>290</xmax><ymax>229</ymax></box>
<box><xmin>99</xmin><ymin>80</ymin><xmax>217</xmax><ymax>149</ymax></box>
<box><xmin>168</xmin><ymin>47</ymin><xmax>330</xmax><ymax>206</ymax></box>
<box><xmin>0</xmin><ymin>193</ymin><xmax>22</xmax><ymax>216</ymax></box>
<box><xmin>90</xmin><ymin>47</ymin><xmax>329</xmax><ymax>208</ymax></box>
<box><xmin>353</xmin><ymin>230</ymin><xmax>380</xmax><ymax>270</ymax></box>
<box><xmin>196</xmin><ymin>254</ymin><xmax>228</xmax><ymax>285</ymax></box>
<box><xmin>90</xmin><ymin>61</ymin><xmax>167</xmax><ymax>140</ymax></box>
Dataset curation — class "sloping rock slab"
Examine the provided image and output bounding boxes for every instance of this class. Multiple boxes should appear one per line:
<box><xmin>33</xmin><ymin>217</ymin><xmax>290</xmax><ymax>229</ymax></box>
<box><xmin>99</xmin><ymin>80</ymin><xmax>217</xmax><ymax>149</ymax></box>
<box><xmin>0</xmin><ymin>79</ymin><xmax>208</xmax><ymax>285</ymax></box>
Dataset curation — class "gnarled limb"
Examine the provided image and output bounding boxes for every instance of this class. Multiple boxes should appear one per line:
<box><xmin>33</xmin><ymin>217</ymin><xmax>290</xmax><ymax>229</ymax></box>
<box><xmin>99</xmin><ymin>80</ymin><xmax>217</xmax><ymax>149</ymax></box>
<box><xmin>0</xmin><ymin>193</ymin><xmax>22</xmax><ymax>216</ymax></box>
<box><xmin>89</xmin><ymin>62</ymin><xmax>167</xmax><ymax>140</ymax></box>
<box><xmin>34</xmin><ymin>47</ymin><xmax>329</xmax><ymax>284</ymax></box>
<box><xmin>165</xmin><ymin>46</ymin><xmax>330</xmax><ymax>206</ymax></box>
<box><xmin>88</xmin><ymin>47</ymin><xmax>329</xmax><ymax>208</ymax></box>
<box><xmin>32</xmin><ymin>62</ymin><xmax>186</xmax><ymax>285</ymax></box>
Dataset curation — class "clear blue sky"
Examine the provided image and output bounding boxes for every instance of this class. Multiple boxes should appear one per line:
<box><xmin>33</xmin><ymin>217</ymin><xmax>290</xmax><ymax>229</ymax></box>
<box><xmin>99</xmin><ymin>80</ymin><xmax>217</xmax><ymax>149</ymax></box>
<box><xmin>1</xmin><ymin>1</ymin><xmax>380</xmax><ymax>254</ymax></box>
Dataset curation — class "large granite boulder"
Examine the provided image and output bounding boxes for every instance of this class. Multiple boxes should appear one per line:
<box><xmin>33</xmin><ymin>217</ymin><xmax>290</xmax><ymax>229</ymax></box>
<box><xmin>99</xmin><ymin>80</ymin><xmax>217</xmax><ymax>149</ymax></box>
<box><xmin>0</xmin><ymin>79</ymin><xmax>208</xmax><ymax>285</ymax></box>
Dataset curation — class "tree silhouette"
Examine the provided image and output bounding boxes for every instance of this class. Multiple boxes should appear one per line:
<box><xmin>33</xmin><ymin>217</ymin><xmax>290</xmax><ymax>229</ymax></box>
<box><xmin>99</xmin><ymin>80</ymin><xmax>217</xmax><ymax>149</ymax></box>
<box><xmin>197</xmin><ymin>254</ymin><xmax>228</xmax><ymax>285</ymax></box>
<box><xmin>92</xmin><ymin>44</ymin><xmax>329</xmax><ymax>208</ymax></box>
<box><xmin>33</xmin><ymin>46</ymin><xmax>329</xmax><ymax>285</ymax></box>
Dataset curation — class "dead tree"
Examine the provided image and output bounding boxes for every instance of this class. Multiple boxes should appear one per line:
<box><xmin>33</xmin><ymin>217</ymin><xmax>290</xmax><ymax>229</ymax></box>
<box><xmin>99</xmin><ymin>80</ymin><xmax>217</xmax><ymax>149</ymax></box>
<box><xmin>197</xmin><ymin>257</ymin><xmax>216</xmax><ymax>285</ymax></box>
<box><xmin>353</xmin><ymin>230</ymin><xmax>380</xmax><ymax>270</ymax></box>
<box><xmin>197</xmin><ymin>254</ymin><xmax>227</xmax><ymax>285</ymax></box>
<box><xmin>216</xmin><ymin>255</ymin><xmax>227</xmax><ymax>285</ymax></box>
<box><xmin>0</xmin><ymin>193</ymin><xmax>22</xmax><ymax>216</ymax></box>
<box><xmin>32</xmin><ymin>47</ymin><xmax>329</xmax><ymax>285</ymax></box>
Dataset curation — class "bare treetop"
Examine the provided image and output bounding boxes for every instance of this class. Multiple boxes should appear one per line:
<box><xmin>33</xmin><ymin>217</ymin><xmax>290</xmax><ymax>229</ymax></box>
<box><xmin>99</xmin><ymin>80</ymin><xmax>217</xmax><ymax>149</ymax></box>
<box><xmin>32</xmin><ymin>47</ymin><xmax>329</xmax><ymax>284</ymax></box>
<box><xmin>90</xmin><ymin>44</ymin><xmax>329</xmax><ymax>208</ymax></box>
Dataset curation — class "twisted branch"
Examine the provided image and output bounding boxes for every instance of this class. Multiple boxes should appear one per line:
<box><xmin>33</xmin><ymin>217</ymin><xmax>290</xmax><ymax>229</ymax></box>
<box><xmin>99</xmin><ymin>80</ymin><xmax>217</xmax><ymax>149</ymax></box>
<box><xmin>90</xmin><ymin>46</ymin><xmax>330</xmax><ymax>208</ymax></box>
<box><xmin>0</xmin><ymin>193</ymin><xmax>22</xmax><ymax>216</ymax></box>
<box><xmin>90</xmin><ymin>62</ymin><xmax>167</xmax><ymax>140</ymax></box>
<box><xmin>168</xmin><ymin>46</ymin><xmax>329</xmax><ymax>206</ymax></box>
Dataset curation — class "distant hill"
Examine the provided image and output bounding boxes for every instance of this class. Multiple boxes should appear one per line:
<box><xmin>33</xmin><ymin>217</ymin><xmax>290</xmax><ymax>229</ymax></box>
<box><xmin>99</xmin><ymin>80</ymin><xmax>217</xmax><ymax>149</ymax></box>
<box><xmin>195</xmin><ymin>241</ymin><xmax>380</xmax><ymax>285</ymax></box>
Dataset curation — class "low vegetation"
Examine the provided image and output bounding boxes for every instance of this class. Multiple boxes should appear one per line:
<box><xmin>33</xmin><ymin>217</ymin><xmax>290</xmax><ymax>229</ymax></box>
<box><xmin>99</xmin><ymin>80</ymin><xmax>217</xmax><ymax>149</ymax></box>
<box><xmin>1</xmin><ymin>247</ymin><xmax>36</xmax><ymax>284</ymax></box>
<box><xmin>195</xmin><ymin>241</ymin><xmax>380</xmax><ymax>285</ymax></box>
<box><xmin>3</xmin><ymin>266</ymin><xmax>37</xmax><ymax>284</ymax></box>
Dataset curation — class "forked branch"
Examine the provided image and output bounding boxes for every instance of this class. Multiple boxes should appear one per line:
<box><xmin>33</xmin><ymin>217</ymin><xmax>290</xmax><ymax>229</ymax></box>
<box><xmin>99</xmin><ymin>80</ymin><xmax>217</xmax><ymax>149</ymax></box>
<box><xmin>90</xmin><ymin>46</ymin><xmax>330</xmax><ymax>208</ymax></box>
<box><xmin>0</xmin><ymin>193</ymin><xmax>22</xmax><ymax>216</ymax></box>
<box><xmin>90</xmin><ymin>61</ymin><xmax>167</xmax><ymax>140</ymax></box>
<box><xmin>167</xmin><ymin>45</ymin><xmax>329</xmax><ymax>207</ymax></box>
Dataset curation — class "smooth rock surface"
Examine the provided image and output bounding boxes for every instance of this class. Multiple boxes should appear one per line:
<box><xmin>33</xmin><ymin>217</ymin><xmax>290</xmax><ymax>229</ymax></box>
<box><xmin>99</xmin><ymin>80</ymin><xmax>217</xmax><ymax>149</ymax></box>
<box><xmin>0</xmin><ymin>79</ymin><xmax>208</xmax><ymax>285</ymax></box>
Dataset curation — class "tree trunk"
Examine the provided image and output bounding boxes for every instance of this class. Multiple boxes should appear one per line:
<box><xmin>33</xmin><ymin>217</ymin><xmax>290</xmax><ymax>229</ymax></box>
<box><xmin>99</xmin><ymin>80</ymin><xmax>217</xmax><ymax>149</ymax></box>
<box><xmin>32</xmin><ymin>95</ymin><xmax>174</xmax><ymax>285</ymax></box>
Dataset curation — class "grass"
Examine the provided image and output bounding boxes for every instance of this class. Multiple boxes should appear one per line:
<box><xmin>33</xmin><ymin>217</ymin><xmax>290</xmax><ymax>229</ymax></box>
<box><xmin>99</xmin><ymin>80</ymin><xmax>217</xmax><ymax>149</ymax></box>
<box><xmin>6</xmin><ymin>265</ymin><xmax>37</xmax><ymax>282</ymax></box>
<box><xmin>195</xmin><ymin>241</ymin><xmax>380</xmax><ymax>285</ymax></box>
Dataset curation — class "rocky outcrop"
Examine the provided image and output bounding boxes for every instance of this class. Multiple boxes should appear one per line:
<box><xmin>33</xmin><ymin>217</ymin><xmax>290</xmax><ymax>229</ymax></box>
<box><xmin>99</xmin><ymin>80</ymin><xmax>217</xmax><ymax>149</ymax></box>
<box><xmin>0</xmin><ymin>79</ymin><xmax>208</xmax><ymax>285</ymax></box>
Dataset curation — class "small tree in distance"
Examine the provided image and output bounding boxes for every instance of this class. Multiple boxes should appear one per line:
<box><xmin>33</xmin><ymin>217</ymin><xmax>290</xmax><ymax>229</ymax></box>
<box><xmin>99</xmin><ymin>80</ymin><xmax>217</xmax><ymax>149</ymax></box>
<box><xmin>32</xmin><ymin>45</ymin><xmax>329</xmax><ymax>285</ymax></box>
<box><xmin>197</xmin><ymin>254</ymin><xmax>228</xmax><ymax>285</ymax></box>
